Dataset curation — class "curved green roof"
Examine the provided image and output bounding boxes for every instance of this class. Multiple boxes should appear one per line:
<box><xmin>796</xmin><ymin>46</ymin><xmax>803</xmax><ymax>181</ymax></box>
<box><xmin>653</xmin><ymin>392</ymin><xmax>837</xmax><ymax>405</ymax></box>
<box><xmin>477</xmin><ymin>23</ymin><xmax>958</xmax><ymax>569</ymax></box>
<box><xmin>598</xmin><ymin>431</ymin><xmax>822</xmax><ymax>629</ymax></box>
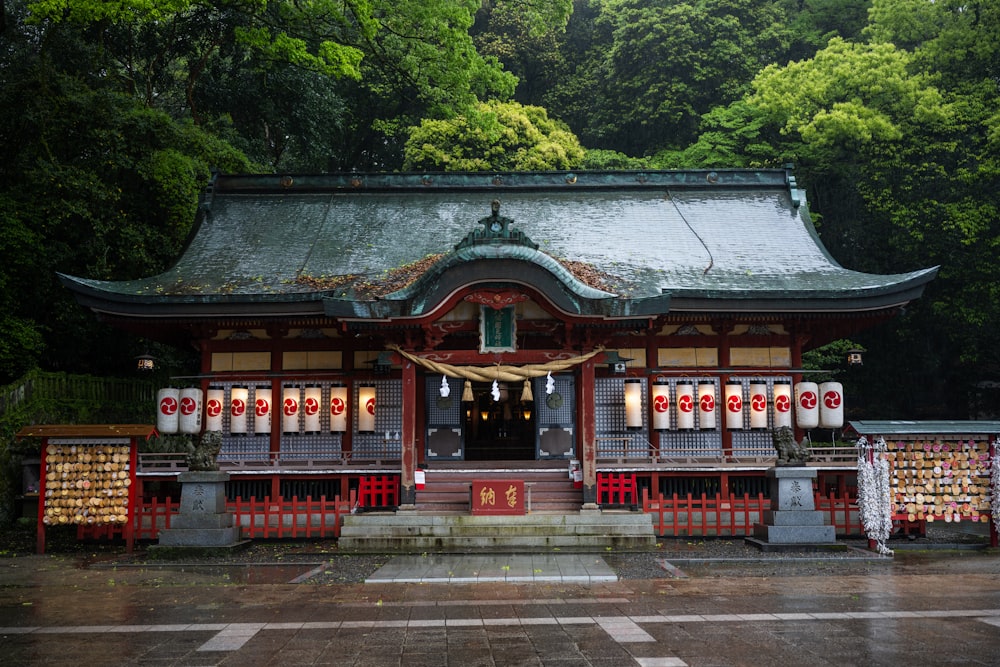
<box><xmin>59</xmin><ymin>169</ymin><xmax>937</xmax><ymax>320</ymax></box>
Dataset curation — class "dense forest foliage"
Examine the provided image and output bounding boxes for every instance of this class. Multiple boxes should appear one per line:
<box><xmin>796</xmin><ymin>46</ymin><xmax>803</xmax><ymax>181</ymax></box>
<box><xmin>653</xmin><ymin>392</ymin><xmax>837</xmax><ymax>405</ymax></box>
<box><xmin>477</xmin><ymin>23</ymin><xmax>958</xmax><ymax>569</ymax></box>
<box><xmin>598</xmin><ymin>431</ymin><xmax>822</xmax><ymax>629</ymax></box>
<box><xmin>0</xmin><ymin>0</ymin><xmax>997</xmax><ymax>418</ymax></box>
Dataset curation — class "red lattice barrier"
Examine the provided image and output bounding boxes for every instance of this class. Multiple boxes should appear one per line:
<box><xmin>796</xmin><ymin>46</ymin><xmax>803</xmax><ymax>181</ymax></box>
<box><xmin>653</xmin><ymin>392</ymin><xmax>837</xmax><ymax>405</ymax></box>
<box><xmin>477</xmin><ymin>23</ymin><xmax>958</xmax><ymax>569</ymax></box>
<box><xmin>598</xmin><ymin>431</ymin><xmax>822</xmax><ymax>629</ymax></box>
<box><xmin>597</xmin><ymin>473</ymin><xmax>637</xmax><ymax>507</ymax></box>
<box><xmin>358</xmin><ymin>475</ymin><xmax>400</xmax><ymax>509</ymax></box>
<box><xmin>230</xmin><ymin>494</ymin><xmax>353</xmax><ymax>539</ymax></box>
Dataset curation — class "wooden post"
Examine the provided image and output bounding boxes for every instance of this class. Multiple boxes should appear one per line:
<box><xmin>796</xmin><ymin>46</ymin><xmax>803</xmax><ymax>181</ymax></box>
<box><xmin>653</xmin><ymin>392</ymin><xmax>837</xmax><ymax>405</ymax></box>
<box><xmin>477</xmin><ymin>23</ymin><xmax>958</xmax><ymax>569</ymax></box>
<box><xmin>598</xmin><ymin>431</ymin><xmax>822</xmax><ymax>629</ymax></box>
<box><xmin>399</xmin><ymin>357</ymin><xmax>417</xmax><ymax>506</ymax></box>
<box><xmin>580</xmin><ymin>355</ymin><xmax>598</xmax><ymax>508</ymax></box>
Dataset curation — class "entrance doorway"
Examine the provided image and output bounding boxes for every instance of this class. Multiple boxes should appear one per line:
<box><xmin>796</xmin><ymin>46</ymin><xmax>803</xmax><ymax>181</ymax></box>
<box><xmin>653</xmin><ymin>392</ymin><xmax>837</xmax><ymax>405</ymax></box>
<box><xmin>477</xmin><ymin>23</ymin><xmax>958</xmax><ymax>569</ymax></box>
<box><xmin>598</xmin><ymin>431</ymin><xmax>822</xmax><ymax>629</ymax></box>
<box><xmin>464</xmin><ymin>382</ymin><xmax>536</xmax><ymax>460</ymax></box>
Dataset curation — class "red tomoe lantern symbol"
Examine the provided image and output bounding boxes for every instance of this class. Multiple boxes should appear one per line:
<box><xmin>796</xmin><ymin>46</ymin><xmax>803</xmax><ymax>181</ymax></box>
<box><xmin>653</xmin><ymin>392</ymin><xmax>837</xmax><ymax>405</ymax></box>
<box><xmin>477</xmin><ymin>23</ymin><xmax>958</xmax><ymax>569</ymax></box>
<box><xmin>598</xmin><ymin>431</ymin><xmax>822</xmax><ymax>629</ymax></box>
<box><xmin>231</xmin><ymin>399</ymin><xmax>246</xmax><ymax>416</ymax></box>
<box><xmin>255</xmin><ymin>398</ymin><xmax>270</xmax><ymax>417</ymax></box>
<box><xmin>700</xmin><ymin>394</ymin><xmax>715</xmax><ymax>411</ymax></box>
<box><xmin>750</xmin><ymin>394</ymin><xmax>766</xmax><ymax>412</ymax></box>
<box><xmin>652</xmin><ymin>394</ymin><xmax>669</xmax><ymax>413</ymax></box>
<box><xmin>283</xmin><ymin>398</ymin><xmax>298</xmax><ymax>416</ymax></box>
<box><xmin>330</xmin><ymin>397</ymin><xmax>346</xmax><ymax>415</ymax></box>
<box><xmin>206</xmin><ymin>399</ymin><xmax>222</xmax><ymax>417</ymax></box>
<box><xmin>726</xmin><ymin>395</ymin><xmax>742</xmax><ymax>412</ymax></box>
<box><xmin>823</xmin><ymin>391</ymin><xmax>842</xmax><ymax>409</ymax></box>
<box><xmin>774</xmin><ymin>394</ymin><xmax>791</xmax><ymax>413</ymax></box>
<box><xmin>799</xmin><ymin>391</ymin><xmax>818</xmax><ymax>410</ymax></box>
<box><xmin>365</xmin><ymin>396</ymin><xmax>376</xmax><ymax>415</ymax></box>
<box><xmin>678</xmin><ymin>394</ymin><xmax>694</xmax><ymax>413</ymax></box>
<box><xmin>179</xmin><ymin>396</ymin><xmax>197</xmax><ymax>415</ymax></box>
<box><xmin>304</xmin><ymin>397</ymin><xmax>320</xmax><ymax>415</ymax></box>
<box><xmin>159</xmin><ymin>396</ymin><xmax>178</xmax><ymax>415</ymax></box>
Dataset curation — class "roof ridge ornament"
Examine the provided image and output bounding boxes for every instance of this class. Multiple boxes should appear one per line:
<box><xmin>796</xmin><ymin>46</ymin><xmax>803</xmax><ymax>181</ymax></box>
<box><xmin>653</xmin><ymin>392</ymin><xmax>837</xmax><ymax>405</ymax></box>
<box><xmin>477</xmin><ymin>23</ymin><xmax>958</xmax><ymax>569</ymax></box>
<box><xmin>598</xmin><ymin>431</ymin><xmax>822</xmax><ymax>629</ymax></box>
<box><xmin>454</xmin><ymin>199</ymin><xmax>539</xmax><ymax>251</ymax></box>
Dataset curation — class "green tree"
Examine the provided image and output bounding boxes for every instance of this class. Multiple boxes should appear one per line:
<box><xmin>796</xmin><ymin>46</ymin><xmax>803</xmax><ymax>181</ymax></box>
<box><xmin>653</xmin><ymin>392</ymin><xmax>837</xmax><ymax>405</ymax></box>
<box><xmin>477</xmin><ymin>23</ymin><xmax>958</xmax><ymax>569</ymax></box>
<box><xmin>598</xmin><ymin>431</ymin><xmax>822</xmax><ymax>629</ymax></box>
<box><xmin>403</xmin><ymin>101</ymin><xmax>584</xmax><ymax>171</ymax></box>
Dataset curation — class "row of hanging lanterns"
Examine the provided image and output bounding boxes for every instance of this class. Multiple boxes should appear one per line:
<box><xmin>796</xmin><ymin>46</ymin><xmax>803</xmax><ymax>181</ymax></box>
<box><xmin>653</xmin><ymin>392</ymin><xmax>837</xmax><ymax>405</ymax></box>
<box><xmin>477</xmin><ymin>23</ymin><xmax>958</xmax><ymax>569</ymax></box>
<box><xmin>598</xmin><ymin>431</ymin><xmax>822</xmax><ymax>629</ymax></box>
<box><xmin>157</xmin><ymin>384</ymin><xmax>378</xmax><ymax>435</ymax></box>
<box><xmin>630</xmin><ymin>379</ymin><xmax>844</xmax><ymax>431</ymax></box>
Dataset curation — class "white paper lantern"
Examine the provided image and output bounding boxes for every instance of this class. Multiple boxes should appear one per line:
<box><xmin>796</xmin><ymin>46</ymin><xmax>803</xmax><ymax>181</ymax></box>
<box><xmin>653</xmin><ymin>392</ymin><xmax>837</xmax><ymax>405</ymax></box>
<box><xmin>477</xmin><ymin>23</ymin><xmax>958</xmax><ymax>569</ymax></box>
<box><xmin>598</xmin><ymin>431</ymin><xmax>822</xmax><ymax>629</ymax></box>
<box><xmin>330</xmin><ymin>385</ymin><xmax>348</xmax><ymax>432</ymax></box>
<box><xmin>651</xmin><ymin>380</ymin><xmax>670</xmax><ymax>431</ymax></box>
<box><xmin>156</xmin><ymin>387</ymin><xmax>180</xmax><ymax>434</ymax></box>
<box><xmin>304</xmin><ymin>385</ymin><xmax>322</xmax><ymax>433</ymax></box>
<box><xmin>724</xmin><ymin>381</ymin><xmax>744</xmax><ymax>430</ymax></box>
<box><xmin>358</xmin><ymin>385</ymin><xmax>376</xmax><ymax>432</ymax></box>
<box><xmin>795</xmin><ymin>381</ymin><xmax>820</xmax><ymax>430</ymax></box>
<box><xmin>282</xmin><ymin>386</ymin><xmax>301</xmax><ymax>434</ymax></box>
<box><xmin>178</xmin><ymin>387</ymin><xmax>203</xmax><ymax>434</ymax></box>
<box><xmin>819</xmin><ymin>381</ymin><xmax>844</xmax><ymax>429</ymax></box>
<box><xmin>254</xmin><ymin>386</ymin><xmax>271</xmax><ymax>435</ymax></box>
<box><xmin>698</xmin><ymin>380</ymin><xmax>716</xmax><ymax>430</ymax></box>
<box><xmin>624</xmin><ymin>379</ymin><xmax>642</xmax><ymax>430</ymax></box>
<box><xmin>748</xmin><ymin>381</ymin><xmax>768</xmax><ymax>429</ymax></box>
<box><xmin>230</xmin><ymin>386</ymin><xmax>249</xmax><ymax>434</ymax></box>
<box><xmin>772</xmin><ymin>381</ymin><xmax>793</xmax><ymax>429</ymax></box>
<box><xmin>676</xmin><ymin>380</ymin><xmax>695</xmax><ymax>430</ymax></box>
<box><xmin>205</xmin><ymin>386</ymin><xmax>225</xmax><ymax>432</ymax></box>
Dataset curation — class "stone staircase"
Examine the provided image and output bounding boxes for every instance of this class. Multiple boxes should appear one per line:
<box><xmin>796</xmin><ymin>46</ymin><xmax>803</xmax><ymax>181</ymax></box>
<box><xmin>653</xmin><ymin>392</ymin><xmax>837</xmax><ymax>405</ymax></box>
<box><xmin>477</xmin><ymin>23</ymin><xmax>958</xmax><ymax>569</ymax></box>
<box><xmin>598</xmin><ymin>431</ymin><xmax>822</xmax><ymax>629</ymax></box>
<box><xmin>414</xmin><ymin>466</ymin><xmax>582</xmax><ymax>513</ymax></box>
<box><xmin>338</xmin><ymin>512</ymin><xmax>656</xmax><ymax>552</ymax></box>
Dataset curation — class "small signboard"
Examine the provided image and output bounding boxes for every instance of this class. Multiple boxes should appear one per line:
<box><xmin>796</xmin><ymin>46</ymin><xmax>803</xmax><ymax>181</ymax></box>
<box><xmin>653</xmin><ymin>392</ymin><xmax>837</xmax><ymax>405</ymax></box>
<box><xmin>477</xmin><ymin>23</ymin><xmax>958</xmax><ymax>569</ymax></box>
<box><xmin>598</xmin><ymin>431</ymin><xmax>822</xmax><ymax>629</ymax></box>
<box><xmin>480</xmin><ymin>305</ymin><xmax>516</xmax><ymax>353</ymax></box>
<box><xmin>471</xmin><ymin>479</ymin><xmax>526</xmax><ymax>515</ymax></box>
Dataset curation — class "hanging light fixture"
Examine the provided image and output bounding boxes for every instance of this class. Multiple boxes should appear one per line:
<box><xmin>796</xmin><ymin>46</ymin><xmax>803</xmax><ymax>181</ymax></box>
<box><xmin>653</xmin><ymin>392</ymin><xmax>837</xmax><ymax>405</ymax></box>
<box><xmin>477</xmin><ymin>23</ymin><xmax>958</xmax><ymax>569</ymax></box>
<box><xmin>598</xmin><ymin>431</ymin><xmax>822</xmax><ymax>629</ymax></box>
<box><xmin>178</xmin><ymin>387</ymin><xmax>203</xmax><ymax>435</ymax></box>
<box><xmin>624</xmin><ymin>378</ymin><xmax>643</xmax><ymax>430</ymax></box>
<box><xmin>651</xmin><ymin>379</ymin><xmax>670</xmax><ymax>431</ymax></box>
<box><xmin>697</xmin><ymin>380</ymin><xmax>716</xmax><ymax>430</ymax></box>
<box><xmin>230</xmin><ymin>386</ymin><xmax>249</xmax><ymax>435</ymax></box>
<box><xmin>676</xmin><ymin>380</ymin><xmax>695</xmax><ymax>430</ymax></box>
<box><xmin>748</xmin><ymin>380</ymin><xmax>768</xmax><ymax>429</ymax></box>
<box><xmin>329</xmin><ymin>384</ymin><xmax>348</xmax><ymax>432</ymax></box>
<box><xmin>205</xmin><ymin>385</ymin><xmax>225</xmax><ymax>432</ymax></box>
<box><xmin>772</xmin><ymin>380</ymin><xmax>793</xmax><ymax>429</ymax></box>
<box><xmin>819</xmin><ymin>381</ymin><xmax>844</xmax><ymax>429</ymax></box>
<box><xmin>304</xmin><ymin>384</ymin><xmax>322</xmax><ymax>433</ymax></box>
<box><xmin>847</xmin><ymin>349</ymin><xmax>864</xmax><ymax>367</ymax></box>
<box><xmin>794</xmin><ymin>381</ymin><xmax>820</xmax><ymax>430</ymax></box>
<box><xmin>254</xmin><ymin>386</ymin><xmax>272</xmax><ymax>435</ymax></box>
<box><xmin>282</xmin><ymin>385</ymin><xmax>301</xmax><ymax>434</ymax></box>
<box><xmin>136</xmin><ymin>353</ymin><xmax>156</xmax><ymax>373</ymax></box>
<box><xmin>156</xmin><ymin>387</ymin><xmax>180</xmax><ymax>435</ymax></box>
<box><xmin>724</xmin><ymin>380</ymin><xmax>744</xmax><ymax>430</ymax></box>
<box><xmin>358</xmin><ymin>385</ymin><xmax>376</xmax><ymax>432</ymax></box>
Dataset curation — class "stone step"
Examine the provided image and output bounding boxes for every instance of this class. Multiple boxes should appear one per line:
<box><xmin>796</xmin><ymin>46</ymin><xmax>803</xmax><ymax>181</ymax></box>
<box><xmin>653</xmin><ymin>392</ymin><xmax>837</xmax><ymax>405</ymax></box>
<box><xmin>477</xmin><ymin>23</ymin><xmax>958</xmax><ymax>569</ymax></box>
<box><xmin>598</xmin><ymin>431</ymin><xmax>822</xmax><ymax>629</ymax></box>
<box><xmin>338</xmin><ymin>512</ymin><xmax>656</xmax><ymax>552</ymax></box>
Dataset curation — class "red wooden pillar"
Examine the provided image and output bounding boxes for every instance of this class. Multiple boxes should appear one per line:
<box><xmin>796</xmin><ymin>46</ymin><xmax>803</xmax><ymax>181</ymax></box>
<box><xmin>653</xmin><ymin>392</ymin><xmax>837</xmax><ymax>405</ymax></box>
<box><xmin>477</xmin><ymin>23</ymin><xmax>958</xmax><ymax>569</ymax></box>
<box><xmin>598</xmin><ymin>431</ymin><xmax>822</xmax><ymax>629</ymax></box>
<box><xmin>580</xmin><ymin>355</ymin><xmax>598</xmax><ymax>508</ymax></box>
<box><xmin>399</xmin><ymin>356</ymin><xmax>417</xmax><ymax>506</ymax></box>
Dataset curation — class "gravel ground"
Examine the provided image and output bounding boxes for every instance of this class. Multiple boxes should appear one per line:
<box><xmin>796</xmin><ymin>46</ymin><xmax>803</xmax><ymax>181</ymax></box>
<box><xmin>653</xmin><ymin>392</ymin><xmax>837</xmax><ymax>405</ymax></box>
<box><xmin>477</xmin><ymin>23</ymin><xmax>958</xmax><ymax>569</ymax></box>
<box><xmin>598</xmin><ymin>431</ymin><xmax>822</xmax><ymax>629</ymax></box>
<box><xmin>2</xmin><ymin>522</ymin><xmax>992</xmax><ymax>584</ymax></box>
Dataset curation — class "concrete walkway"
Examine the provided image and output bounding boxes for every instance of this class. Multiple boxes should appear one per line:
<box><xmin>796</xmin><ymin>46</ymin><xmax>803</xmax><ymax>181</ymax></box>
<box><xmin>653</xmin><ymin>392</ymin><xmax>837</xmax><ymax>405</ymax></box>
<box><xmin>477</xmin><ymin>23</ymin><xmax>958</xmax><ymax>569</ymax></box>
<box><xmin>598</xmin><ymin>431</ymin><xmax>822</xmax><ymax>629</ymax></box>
<box><xmin>365</xmin><ymin>554</ymin><xmax>617</xmax><ymax>584</ymax></box>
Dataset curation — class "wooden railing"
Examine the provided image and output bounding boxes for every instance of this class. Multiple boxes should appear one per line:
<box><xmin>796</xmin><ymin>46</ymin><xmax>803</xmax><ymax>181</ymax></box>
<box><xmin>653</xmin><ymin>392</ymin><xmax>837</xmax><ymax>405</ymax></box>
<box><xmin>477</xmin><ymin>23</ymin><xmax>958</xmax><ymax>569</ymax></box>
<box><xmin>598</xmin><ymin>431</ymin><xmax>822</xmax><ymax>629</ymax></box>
<box><xmin>1</xmin><ymin>369</ymin><xmax>155</xmax><ymax>420</ymax></box>
<box><xmin>641</xmin><ymin>488</ymin><xmax>861</xmax><ymax>537</ymax></box>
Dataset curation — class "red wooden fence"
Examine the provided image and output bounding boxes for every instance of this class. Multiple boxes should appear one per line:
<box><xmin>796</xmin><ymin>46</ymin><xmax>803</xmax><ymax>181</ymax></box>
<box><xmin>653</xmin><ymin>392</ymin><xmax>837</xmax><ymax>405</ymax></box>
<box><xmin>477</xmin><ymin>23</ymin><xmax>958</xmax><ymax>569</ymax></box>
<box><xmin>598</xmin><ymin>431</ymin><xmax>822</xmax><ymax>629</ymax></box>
<box><xmin>132</xmin><ymin>493</ymin><xmax>354</xmax><ymax>540</ymax></box>
<box><xmin>358</xmin><ymin>475</ymin><xmax>400</xmax><ymax>509</ymax></box>
<box><xmin>597</xmin><ymin>473</ymin><xmax>637</xmax><ymax>507</ymax></box>
<box><xmin>641</xmin><ymin>489</ymin><xmax>861</xmax><ymax>537</ymax></box>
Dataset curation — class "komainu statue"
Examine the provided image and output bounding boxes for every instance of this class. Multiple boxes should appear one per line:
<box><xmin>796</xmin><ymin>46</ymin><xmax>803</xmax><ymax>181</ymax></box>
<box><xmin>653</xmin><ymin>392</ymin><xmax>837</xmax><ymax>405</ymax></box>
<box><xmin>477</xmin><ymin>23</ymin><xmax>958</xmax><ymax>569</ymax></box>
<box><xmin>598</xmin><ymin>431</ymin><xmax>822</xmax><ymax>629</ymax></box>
<box><xmin>189</xmin><ymin>431</ymin><xmax>223</xmax><ymax>471</ymax></box>
<box><xmin>772</xmin><ymin>426</ymin><xmax>811</xmax><ymax>466</ymax></box>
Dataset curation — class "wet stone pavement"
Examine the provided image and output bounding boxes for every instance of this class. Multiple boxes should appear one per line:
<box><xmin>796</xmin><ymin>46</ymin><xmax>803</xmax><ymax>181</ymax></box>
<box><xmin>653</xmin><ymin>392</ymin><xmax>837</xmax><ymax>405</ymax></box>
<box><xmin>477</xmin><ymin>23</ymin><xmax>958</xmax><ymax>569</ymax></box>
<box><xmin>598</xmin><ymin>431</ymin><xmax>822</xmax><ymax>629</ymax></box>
<box><xmin>1</xmin><ymin>534</ymin><xmax>1000</xmax><ymax>666</ymax></box>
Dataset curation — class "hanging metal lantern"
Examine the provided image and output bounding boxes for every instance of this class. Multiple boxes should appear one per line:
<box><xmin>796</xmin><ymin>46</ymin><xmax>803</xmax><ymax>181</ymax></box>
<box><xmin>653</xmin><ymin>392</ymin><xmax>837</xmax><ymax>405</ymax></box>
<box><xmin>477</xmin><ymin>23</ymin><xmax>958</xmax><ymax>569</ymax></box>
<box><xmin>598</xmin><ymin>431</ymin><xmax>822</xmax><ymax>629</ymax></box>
<box><xmin>358</xmin><ymin>385</ymin><xmax>376</xmax><ymax>432</ymax></box>
<box><xmin>794</xmin><ymin>381</ymin><xmax>820</xmax><ymax>430</ymax></box>
<box><xmin>624</xmin><ymin>379</ymin><xmax>643</xmax><ymax>430</ymax></box>
<box><xmin>651</xmin><ymin>379</ymin><xmax>670</xmax><ymax>431</ymax></box>
<box><xmin>230</xmin><ymin>386</ymin><xmax>249</xmax><ymax>434</ymax></box>
<box><xmin>178</xmin><ymin>387</ymin><xmax>203</xmax><ymax>435</ymax></box>
<box><xmin>329</xmin><ymin>384</ymin><xmax>348</xmax><ymax>433</ymax></box>
<box><xmin>749</xmin><ymin>380</ymin><xmax>768</xmax><ymax>429</ymax></box>
<box><xmin>698</xmin><ymin>380</ymin><xmax>716</xmax><ymax>430</ymax></box>
<box><xmin>156</xmin><ymin>387</ymin><xmax>180</xmax><ymax>435</ymax></box>
<box><xmin>772</xmin><ymin>380</ymin><xmax>793</xmax><ymax>429</ymax></box>
<box><xmin>819</xmin><ymin>381</ymin><xmax>844</xmax><ymax>429</ymax></box>
<box><xmin>676</xmin><ymin>380</ymin><xmax>695</xmax><ymax>430</ymax></box>
<box><xmin>725</xmin><ymin>380</ymin><xmax>744</xmax><ymax>430</ymax></box>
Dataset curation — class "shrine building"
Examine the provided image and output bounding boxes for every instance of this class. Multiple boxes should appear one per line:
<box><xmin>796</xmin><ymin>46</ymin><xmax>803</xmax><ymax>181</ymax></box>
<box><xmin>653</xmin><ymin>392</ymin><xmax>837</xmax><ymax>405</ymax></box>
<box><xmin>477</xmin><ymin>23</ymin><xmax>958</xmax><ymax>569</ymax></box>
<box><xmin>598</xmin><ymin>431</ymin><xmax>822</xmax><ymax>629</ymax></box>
<box><xmin>59</xmin><ymin>168</ymin><xmax>938</xmax><ymax>522</ymax></box>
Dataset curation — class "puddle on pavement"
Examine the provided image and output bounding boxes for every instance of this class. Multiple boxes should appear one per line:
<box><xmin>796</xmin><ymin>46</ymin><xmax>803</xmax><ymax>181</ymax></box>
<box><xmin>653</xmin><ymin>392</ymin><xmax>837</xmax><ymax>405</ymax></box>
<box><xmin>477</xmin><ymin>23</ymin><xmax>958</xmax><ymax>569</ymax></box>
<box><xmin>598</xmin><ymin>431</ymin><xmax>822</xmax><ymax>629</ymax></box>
<box><xmin>85</xmin><ymin>562</ymin><xmax>326</xmax><ymax>584</ymax></box>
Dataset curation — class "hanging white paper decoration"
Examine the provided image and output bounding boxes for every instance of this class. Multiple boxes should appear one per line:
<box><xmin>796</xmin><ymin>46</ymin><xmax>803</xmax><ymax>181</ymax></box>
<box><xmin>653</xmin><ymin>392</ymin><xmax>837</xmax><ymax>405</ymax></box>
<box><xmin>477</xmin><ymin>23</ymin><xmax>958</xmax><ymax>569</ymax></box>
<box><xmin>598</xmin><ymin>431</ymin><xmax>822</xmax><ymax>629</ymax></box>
<box><xmin>748</xmin><ymin>380</ymin><xmax>768</xmax><ymax>429</ymax></box>
<box><xmin>724</xmin><ymin>381</ymin><xmax>743</xmax><ymax>430</ymax></box>
<box><xmin>230</xmin><ymin>386</ymin><xmax>249</xmax><ymax>434</ymax></box>
<box><xmin>697</xmin><ymin>380</ymin><xmax>716</xmax><ymax>430</ymax></box>
<box><xmin>254</xmin><ymin>386</ymin><xmax>271</xmax><ymax>435</ymax></box>
<box><xmin>856</xmin><ymin>436</ymin><xmax>893</xmax><ymax>555</ymax></box>
<box><xmin>794</xmin><ymin>381</ymin><xmax>820</xmax><ymax>430</ymax></box>
<box><xmin>303</xmin><ymin>385</ymin><xmax>322</xmax><ymax>433</ymax></box>
<box><xmin>329</xmin><ymin>385</ymin><xmax>348</xmax><ymax>433</ymax></box>
<box><xmin>205</xmin><ymin>386</ymin><xmax>225</xmax><ymax>432</ymax></box>
<box><xmin>156</xmin><ymin>387</ymin><xmax>180</xmax><ymax>435</ymax></box>
<box><xmin>772</xmin><ymin>381</ymin><xmax>793</xmax><ymax>429</ymax></box>
<box><xmin>651</xmin><ymin>380</ymin><xmax>670</xmax><ymax>431</ymax></box>
<box><xmin>675</xmin><ymin>380</ymin><xmax>695</xmax><ymax>430</ymax></box>
<box><xmin>178</xmin><ymin>387</ymin><xmax>203</xmax><ymax>434</ymax></box>
<box><xmin>819</xmin><ymin>381</ymin><xmax>844</xmax><ymax>429</ymax></box>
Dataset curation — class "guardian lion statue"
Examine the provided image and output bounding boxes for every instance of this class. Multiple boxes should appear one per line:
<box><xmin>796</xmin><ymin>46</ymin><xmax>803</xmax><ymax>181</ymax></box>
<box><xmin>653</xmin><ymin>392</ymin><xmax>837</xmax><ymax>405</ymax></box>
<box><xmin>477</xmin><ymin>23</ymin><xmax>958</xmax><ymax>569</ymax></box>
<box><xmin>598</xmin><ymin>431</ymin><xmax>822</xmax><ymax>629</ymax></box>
<box><xmin>772</xmin><ymin>426</ymin><xmax>811</xmax><ymax>466</ymax></box>
<box><xmin>189</xmin><ymin>431</ymin><xmax>223</xmax><ymax>471</ymax></box>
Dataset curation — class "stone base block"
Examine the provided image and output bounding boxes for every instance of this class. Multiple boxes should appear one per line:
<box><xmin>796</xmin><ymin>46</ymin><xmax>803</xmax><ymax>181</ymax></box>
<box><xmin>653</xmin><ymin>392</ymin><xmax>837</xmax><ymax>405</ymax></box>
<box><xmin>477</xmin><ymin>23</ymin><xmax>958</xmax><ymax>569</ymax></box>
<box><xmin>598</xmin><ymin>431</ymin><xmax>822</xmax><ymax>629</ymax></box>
<box><xmin>752</xmin><ymin>523</ymin><xmax>836</xmax><ymax>544</ymax></box>
<box><xmin>156</xmin><ymin>525</ymin><xmax>242</xmax><ymax>548</ymax></box>
<box><xmin>744</xmin><ymin>537</ymin><xmax>848</xmax><ymax>553</ymax></box>
<box><xmin>762</xmin><ymin>510</ymin><xmax>826</xmax><ymax>526</ymax></box>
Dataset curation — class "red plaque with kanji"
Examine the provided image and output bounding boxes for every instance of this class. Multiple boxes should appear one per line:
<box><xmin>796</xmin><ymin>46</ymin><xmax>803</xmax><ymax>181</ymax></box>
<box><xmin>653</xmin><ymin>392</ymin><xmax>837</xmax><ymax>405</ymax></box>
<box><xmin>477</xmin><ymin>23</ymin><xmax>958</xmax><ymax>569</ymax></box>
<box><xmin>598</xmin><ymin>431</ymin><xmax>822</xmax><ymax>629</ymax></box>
<box><xmin>471</xmin><ymin>480</ymin><xmax>525</xmax><ymax>515</ymax></box>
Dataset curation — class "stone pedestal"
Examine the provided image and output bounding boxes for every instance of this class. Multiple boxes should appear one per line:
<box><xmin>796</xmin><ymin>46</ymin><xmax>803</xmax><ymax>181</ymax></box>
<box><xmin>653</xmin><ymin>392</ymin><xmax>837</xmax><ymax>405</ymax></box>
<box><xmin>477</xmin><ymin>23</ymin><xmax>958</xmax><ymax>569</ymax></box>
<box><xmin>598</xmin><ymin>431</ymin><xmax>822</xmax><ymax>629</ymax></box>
<box><xmin>746</xmin><ymin>467</ymin><xmax>840</xmax><ymax>551</ymax></box>
<box><xmin>153</xmin><ymin>471</ymin><xmax>245</xmax><ymax>553</ymax></box>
